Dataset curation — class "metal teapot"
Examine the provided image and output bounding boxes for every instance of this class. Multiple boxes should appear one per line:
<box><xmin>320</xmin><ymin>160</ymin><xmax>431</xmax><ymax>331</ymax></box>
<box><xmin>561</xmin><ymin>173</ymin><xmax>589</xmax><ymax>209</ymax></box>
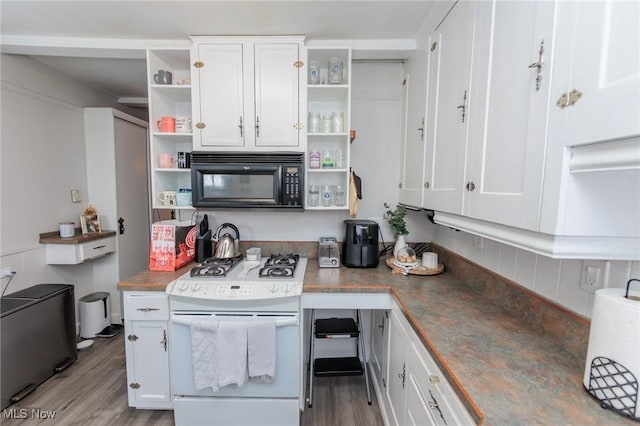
<box><xmin>212</xmin><ymin>223</ymin><xmax>241</xmax><ymax>259</ymax></box>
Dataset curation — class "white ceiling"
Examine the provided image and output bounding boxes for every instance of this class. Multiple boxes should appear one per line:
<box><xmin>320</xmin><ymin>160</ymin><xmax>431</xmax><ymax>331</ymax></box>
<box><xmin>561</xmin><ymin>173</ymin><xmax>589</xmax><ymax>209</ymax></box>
<box><xmin>0</xmin><ymin>1</ymin><xmax>436</xmax><ymax>105</ymax></box>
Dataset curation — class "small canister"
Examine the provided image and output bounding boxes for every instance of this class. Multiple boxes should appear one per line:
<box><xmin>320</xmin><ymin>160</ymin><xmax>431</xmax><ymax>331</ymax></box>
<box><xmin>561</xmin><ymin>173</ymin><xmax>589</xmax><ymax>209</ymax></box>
<box><xmin>59</xmin><ymin>222</ymin><xmax>75</xmax><ymax>238</ymax></box>
<box><xmin>246</xmin><ymin>247</ymin><xmax>261</xmax><ymax>261</ymax></box>
<box><xmin>422</xmin><ymin>252</ymin><xmax>438</xmax><ymax>269</ymax></box>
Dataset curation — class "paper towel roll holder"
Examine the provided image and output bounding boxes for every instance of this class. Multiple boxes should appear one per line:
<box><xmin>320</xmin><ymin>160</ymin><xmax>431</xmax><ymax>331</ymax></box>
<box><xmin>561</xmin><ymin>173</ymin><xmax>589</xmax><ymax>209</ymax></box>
<box><xmin>625</xmin><ymin>278</ymin><xmax>640</xmax><ymax>301</ymax></box>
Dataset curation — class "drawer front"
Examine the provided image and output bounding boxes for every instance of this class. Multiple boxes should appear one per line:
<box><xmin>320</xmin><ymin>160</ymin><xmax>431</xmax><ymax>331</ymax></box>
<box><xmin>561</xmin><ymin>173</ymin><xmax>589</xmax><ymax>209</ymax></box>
<box><xmin>125</xmin><ymin>292</ymin><xmax>169</xmax><ymax>321</ymax></box>
<box><xmin>79</xmin><ymin>237</ymin><xmax>116</xmax><ymax>261</ymax></box>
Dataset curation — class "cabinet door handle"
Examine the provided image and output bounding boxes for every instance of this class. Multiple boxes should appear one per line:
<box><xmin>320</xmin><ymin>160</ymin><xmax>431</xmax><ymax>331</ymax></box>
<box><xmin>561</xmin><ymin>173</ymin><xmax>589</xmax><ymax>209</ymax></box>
<box><xmin>397</xmin><ymin>363</ymin><xmax>406</xmax><ymax>389</ymax></box>
<box><xmin>161</xmin><ymin>329</ymin><xmax>167</xmax><ymax>352</ymax></box>
<box><xmin>238</xmin><ymin>117</ymin><xmax>244</xmax><ymax>138</ymax></box>
<box><xmin>417</xmin><ymin>117</ymin><xmax>425</xmax><ymax>141</ymax></box>
<box><xmin>465</xmin><ymin>181</ymin><xmax>476</xmax><ymax>192</ymax></box>
<box><xmin>136</xmin><ymin>308</ymin><xmax>160</xmax><ymax>312</ymax></box>
<box><xmin>528</xmin><ymin>40</ymin><xmax>545</xmax><ymax>91</ymax></box>
<box><xmin>118</xmin><ymin>217</ymin><xmax>125</xmax><ymax>235</ymax></box>
<box><xmin>457</xmin><ymin>90</ymin><xmax>467</xmax><ymax>123</ymax></box>
<box><xmin>93</xmin><ymin>245</ymin><xmax>106</xmax><ymax>250</ymax></box>
<box><xmin>255</xmin><ymin>116</ymin><xmax>260</xmax><ymax>138</ymax></box>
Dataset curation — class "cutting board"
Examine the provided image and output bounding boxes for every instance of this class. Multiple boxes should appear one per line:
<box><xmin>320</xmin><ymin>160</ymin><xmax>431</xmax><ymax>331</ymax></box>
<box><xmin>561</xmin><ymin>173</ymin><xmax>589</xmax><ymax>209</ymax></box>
<box><xmin>385</xmin><ymin>257</ymin><xmax>444</xmax><ymax>275</ymax></box>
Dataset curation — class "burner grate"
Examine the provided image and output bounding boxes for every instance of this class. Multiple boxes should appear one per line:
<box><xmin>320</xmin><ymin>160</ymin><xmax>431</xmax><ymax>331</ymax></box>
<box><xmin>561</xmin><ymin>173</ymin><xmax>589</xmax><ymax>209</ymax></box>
<box><xmin>259</xmin><ymin>254</ymin><xmax>299</xmax><ymax>278</ymax></box>
<box><xmin>190</xmin><ymin>256</ymin><xmax>242</xmax><ymax>277</ymax></box>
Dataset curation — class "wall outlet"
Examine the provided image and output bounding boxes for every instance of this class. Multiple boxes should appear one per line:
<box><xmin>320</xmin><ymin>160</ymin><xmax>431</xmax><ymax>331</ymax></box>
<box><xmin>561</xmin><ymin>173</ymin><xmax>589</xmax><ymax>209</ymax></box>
<box><xmin>580</xmin><ymin>261</ymin><xmax>607</xmax><ymax>292</ymax></box>
<box><xmin>71</xmin><ymin>189</ymin><xmax>81</xmax><ymax>203</ymax></box>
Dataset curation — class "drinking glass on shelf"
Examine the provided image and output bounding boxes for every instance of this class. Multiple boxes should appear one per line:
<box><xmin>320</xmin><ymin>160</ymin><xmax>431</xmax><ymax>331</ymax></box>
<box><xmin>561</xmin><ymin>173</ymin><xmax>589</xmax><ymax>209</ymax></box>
<box><xmin>334</xmin><ymin>185</ymin><xmax>346</xmax><ymax>206</ymax></box>
<box><xmin>309</xmin><ymin>61</ymin><xmax>321</xmax><ymax>85</ymax></box>
<box><xmin>308</xmin><ymin>185</ymin><xmax>320</xmax><ymax>207</ymax></box>
<box><xmin>321</xmin><ymin>185</ymin><xmax>333</xmax><ymax>206</ymax></box>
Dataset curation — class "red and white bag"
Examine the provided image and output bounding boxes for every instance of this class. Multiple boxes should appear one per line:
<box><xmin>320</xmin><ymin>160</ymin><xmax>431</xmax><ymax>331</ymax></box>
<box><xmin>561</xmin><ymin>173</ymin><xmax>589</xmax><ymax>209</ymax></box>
<box><xmin>149</xmin><ymin>220</ymin><xmax>197</xmax><ymax>271</ymax></box>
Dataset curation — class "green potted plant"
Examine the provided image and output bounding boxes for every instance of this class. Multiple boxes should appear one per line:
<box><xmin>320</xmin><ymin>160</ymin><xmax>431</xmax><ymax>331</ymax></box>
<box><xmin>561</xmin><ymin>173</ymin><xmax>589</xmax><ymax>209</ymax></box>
<box><xmin>383</xmin><ymin>203</ymin><xmax>408</xmax><ymax>258</ymax></box>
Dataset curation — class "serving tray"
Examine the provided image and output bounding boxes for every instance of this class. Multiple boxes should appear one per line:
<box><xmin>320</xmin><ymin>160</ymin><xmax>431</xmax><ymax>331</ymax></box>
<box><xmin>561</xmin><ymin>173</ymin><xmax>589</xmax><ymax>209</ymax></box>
<box><xmin>385</xmin><ymin>256</ymin><xmax>444</xmax><ymax>276</ymax></box>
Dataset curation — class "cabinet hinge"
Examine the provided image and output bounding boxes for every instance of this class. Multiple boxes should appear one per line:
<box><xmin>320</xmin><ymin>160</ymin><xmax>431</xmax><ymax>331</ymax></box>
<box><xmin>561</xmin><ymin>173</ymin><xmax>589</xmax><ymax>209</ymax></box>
<box><xmin>127</xmin><ymin>334</ymin><xmax>138</xmax><ymax>342</ymax></box>
<box><xmin>556</xmin><ymin>89</ymin><xmax>583</xmax><ymax>109</ymax></box>
<box><xmin>129</xmin><ymin>382</ymin><xmax>141</xmax><ymax>389</ymax></box>
<box><xmin>293</xmin><ymin>60</ymin><xmax>304</xmax><ymax>68</ymax></box>
<box><xmin>195</xmin><ymin>122</ymin><xmax>206</xmax><ymax>129</ymax></box>
<box><xmin>193</xmin><ymin>61</ymin><xmax>204</xmax><ymax>69</ymax></box>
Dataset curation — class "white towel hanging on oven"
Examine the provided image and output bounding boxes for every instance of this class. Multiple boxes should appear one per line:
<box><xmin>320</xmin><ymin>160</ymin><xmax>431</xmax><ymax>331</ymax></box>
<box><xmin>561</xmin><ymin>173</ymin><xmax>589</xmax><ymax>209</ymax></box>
<box><xmin>217</xmin><ymin>321</ymin><xmax>248</xmax><ymax>388</ymax></box>
<box><xmin>190</xmin><ymin>320</ymin><xmax>219</xmax><ymax>391</ymax></box>
<box><xmin>248</xmin><ymin>319</ymin><xmax>276</xmax><ymax>382</ymax></box>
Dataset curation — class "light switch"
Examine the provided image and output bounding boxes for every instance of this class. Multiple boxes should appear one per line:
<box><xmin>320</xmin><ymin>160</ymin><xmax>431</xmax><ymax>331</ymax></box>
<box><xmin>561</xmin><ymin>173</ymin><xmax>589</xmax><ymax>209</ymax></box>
<box><xmin>71</xmin><ymin>189</ymin><xmax>81</xmax><ymax>203</ymax></box>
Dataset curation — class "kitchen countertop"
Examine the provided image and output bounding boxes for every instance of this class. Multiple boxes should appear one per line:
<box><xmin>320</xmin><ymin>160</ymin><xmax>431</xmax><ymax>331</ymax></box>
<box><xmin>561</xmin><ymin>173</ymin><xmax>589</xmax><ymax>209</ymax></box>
<box><xmin>117</xmin><ymin>259</ymin><xmax>635</xmax><ymax>425</ymax></box>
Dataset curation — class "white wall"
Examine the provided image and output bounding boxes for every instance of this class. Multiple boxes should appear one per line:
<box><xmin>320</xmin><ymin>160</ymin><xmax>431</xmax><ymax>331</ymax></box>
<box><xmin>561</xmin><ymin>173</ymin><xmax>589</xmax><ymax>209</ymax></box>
<box><xmin>0</xmin><ymin>54</ymin><xmax>142</xmax><ymax>320</ymax></box>
<box><xmin>433</xmin><ymin>225</ymin><xmax>640</xmax><ymax>318</ymax></box>
<box><xmin>191</xmin><ymin>62</ymin><xmax>434</xmax><ymax>244</ymax></box>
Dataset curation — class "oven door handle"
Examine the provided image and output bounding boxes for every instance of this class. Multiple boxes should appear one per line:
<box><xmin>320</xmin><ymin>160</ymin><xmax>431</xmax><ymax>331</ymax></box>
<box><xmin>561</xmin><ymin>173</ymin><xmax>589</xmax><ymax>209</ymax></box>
<box><xmin>171</xmin><ymin>317</ymin><xmax>298</xmax><ymax>327</ymax></box>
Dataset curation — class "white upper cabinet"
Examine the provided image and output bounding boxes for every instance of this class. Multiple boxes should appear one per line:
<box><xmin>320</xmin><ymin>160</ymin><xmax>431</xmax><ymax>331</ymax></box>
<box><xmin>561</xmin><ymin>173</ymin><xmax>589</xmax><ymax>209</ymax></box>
<box><xmin>555</xmin><ymin>0</ymin><xmax>639</xmax><ymax>147</ymax></box>
<box><xmin>423</xmin><ymin>1</ymin><xmax>475</xmax><ymax>215</ymax></box>
<box><xmin>398</xmin><ymin>28</ymin><xmax>429</xmax><ymax>208</ymax></box>
<box><xmin>253</xmin><ymin>43</ymin><xmax>301</xmax><ymax>147</ymax></box>
<box><xmin>463</xmin><ymin>0</ymin><xmax>555</xmax><ymax>230</ymax></box>
<box><xmin>421</xmin><ymin>0</ymin><xmax>639</xmax><ymax>259</ymax></box>
<box><xmin>191</xmin><ymin>37</ymin><xmax>304</xmax><ymax>151</ymax></box>
<box><xmin>192</xmin><ymin>44</ymin><xmax>245</xmax><ymax>148</ymax></box>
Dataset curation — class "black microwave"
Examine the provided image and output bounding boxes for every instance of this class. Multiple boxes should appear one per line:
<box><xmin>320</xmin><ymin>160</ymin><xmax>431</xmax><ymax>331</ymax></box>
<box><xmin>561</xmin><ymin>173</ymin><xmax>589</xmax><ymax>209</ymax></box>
<box><xmin>191</xmin><ymin>152</ymin><xmax>304</xmax><ymax>210</ymax></box>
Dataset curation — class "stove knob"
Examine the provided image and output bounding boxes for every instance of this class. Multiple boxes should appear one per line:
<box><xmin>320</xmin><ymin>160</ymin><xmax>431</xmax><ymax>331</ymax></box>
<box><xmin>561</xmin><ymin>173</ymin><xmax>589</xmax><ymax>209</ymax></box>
<box><xmin>192</xmin><ymin>283</ymin><xmax>201</xmax><ymax>292</ymax></box>
<box><xmin>179</xmin><ymin>282</ymin><xmax>189</xmax><ymax>292</ymax></box>
<box><xmin>282</xmin><ymin>283</ymin><xmax>292</xmax><ymax>293</ymax></box>
<box><xmin>269</xmin><ymin>283</ymin><xmax>279</xmax><ymax>293</ymax></box>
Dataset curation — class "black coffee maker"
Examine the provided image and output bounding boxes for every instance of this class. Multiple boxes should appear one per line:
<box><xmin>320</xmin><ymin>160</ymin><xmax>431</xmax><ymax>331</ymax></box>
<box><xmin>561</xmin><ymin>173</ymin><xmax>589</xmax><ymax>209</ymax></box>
<box><xmin>342</xmin><ymin>220</ymin><xmax>380</xmax><ymax>268</ymax></box>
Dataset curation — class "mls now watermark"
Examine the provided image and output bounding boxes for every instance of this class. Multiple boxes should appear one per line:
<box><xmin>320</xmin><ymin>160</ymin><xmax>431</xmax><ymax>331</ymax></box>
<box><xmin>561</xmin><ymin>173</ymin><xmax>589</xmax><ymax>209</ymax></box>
<box><xmin>3</xmin><ymin>407</ymin><xmax>57</xmax><ymax>419</ymax></box>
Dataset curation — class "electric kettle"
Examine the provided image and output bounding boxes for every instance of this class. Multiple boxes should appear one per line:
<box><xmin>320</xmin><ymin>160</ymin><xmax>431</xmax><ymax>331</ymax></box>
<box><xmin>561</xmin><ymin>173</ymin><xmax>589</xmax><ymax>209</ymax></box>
<box><xmin>212</xmin><ymin>223</ymin><xmax>241</xmax><ymax>258</ymax></box>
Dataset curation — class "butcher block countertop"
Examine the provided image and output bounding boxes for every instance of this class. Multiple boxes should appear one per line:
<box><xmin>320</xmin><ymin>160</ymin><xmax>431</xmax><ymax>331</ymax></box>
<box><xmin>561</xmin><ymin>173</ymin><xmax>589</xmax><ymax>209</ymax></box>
<box><xmin>117</xmin><ymin>254</ymin><xmax>634</xmax><ymax>425</ymax></box>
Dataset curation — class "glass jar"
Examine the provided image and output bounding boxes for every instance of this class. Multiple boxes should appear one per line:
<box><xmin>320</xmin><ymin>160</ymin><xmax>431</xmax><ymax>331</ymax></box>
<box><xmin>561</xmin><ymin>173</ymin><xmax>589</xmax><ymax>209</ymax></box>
<box><xmin>321</xmin><ymin>114</ymin><xmax>333</xmax><ymax>133</ymax></box>
<box><xmin>333</xmin><ymin>111</ymin><xmax>344</xmax><ymax>133</ymax></box>
<box><xmin>309</xmin><ymin>60</ymin><xmax>320</xmax><ymax>85</ymax></box>
<box><xmin>308</xmin><ymin>112</ymin><xmax>320</xmax><ymax>133</ymax></box>
<box><xmin>328</xmin><ymin>57</ymin><xmax>343</xmax><ymax>84</ymax></box>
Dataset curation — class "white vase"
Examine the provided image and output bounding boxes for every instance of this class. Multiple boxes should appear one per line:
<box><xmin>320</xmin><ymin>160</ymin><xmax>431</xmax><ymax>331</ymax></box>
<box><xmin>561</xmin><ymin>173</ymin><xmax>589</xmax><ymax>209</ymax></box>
<box><xmin>393</xmin><ymin>235</ymin><xmax>407</xmax><ymax>258</ymax></box>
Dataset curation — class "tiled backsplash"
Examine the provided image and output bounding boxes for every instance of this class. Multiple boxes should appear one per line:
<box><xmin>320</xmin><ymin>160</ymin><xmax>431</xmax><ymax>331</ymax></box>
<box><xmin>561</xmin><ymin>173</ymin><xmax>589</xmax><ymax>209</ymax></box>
<box><xmin>432</xmin><ymin>225</ymin><xmax>640</xmax><ymax>318</ymax></box>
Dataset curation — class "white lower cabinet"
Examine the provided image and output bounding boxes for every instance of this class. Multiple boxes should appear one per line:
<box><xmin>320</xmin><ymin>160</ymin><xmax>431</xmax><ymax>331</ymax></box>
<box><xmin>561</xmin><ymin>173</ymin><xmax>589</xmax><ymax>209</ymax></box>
<box><xmin>375</xmin><ymin>307</ymin><xmax>474</xmax><ymax>426</ymax></box>
<box><xmin>123</xmin><ymin>292</ymin><xmax>172</xmax><ymax>409</ymax></box>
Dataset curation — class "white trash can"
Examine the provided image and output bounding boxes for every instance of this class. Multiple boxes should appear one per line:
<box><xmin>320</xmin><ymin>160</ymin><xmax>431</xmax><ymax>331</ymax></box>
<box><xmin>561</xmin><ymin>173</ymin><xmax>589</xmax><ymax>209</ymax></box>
<box><xmin>79</xmin><ymin>292</ymin><xmax>111</xmax><ymax>339</ymax></box>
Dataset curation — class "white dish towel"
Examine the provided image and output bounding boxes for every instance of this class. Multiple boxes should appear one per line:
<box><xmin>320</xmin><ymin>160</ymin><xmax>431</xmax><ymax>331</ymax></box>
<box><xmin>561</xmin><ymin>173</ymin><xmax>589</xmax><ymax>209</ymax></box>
<box><xmin>248</xmin><ymin>319</ymin><xmax>276</xmax><ymax>382</ymax></box>
<box><xmin>190</xmin><ymin>320</ymin><xmax>219</xmax><ymax>391</ymax></box>
<box><xmin>217</xmin><ymin>321</ymin><xmax>248</xmax><ymax>388</ymax></box>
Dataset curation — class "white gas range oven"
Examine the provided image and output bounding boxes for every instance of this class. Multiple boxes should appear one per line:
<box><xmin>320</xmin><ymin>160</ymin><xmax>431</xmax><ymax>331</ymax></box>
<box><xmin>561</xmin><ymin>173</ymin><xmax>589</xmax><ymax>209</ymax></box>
<box><xmin>165</xmin><ymin>254</ymin><xmax>307</xmax><ymax>426</ymax></box>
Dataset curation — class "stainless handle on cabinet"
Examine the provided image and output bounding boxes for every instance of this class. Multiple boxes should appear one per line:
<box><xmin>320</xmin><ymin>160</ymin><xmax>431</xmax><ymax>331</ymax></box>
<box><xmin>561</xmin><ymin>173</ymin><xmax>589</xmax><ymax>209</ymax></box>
<box><xmin>424</xmin><ymin>182</ymin><xmax>430</xmax><ymax>189</ymax></box>
<box><xmin>398</xmin><ymin>363</ymin><xmax>406</xmax><ymax>389</ymax></box>
<box><xmin>457</xmin><ymin>90</ymin><xmax>467</xmax><ymax>123</ymax></box>
<box><xmin>136</xmin><ymin>308</ymin><xmax>160</xmax><ymax>312</ymax></box>
<box><xmin>417</xmin><ymin>117</ymin><xmax>425</xmax><ymax>141</ymax></box>
<box><xmin>465</xmin><ymin>181</ymin><xmax>476</xmax><ymax>192</ymax></box>
<box><xmin>93</xmin><ymin>245</ymin><xmax>106</xmax><ymax>250</ymax></box>
<box><xmin>161</xmin><ymin>329</ymin><xmax>167</xmax><ymax>352</ymax></box>
<box><xmin>255</xmin><ymin>116</ymin><xmax>260</xmax><ymax>138</ymax></box>
<box><xmin>239</xmin><ymin>117</ymin><xmax>244</xmax><ymax>138</ymax></box>
<box><xmin>528</xmin><ymin>40</ymin><xmax>545</xmax><ymax>91</ymax></box>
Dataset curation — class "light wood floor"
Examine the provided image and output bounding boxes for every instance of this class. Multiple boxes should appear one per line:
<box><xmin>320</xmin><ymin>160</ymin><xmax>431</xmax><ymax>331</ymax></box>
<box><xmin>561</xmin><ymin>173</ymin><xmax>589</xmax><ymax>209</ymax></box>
<box><xmin>1</xmin><ymin>334</ymin><xmax>383</xmax><ymax>426</ymax></box>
